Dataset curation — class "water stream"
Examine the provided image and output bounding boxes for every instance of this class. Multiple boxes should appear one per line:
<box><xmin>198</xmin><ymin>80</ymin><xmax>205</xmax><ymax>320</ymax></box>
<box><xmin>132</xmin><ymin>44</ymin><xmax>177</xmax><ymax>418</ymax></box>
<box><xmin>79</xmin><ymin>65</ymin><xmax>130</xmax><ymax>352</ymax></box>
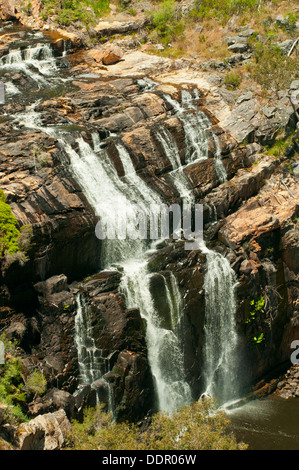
<box><xmin>2</xmin><ymin>24</ymin><xmax>239</xmax><ymax>415</ymax></box>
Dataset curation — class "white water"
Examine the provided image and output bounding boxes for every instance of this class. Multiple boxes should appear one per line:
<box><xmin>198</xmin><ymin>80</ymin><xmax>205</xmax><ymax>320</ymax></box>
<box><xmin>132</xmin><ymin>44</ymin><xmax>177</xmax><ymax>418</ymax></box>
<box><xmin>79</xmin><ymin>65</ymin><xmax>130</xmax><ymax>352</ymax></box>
<box><xmin>5</xmin><ymin>37</ymin><xmax>239</xmax><ymax>413</ymax></box>
<box><xmin>74</xmin><ymin>293</ymin><xmax>104</xmax><ymax>384</ymax></box>
<box><xmin>155</xmin><ymin>125</ymin><xmax>193</xmax><ymax>203</ymax></box>
<box><xmin>51</xmin><ymin>132</ymin><xmax>192</xmax><ymax>413</ymax></box>
<box><xmin>121</xmin><ymin>261</ymin><xmax>192</xmax><ymax>413</ymax></box>
<box><xmin>0</xmin><ymin>43</ymin><xmax>57</xmax><ymax>85</ymax></box>
<box><xmin>5</xmin><ymin>81</ymin><xmax>20</xmax><ymax>95</ymax></box>
<box><xmin>164</xmin><ymin>89</ymin><xmax>227</xmax><ymax>182</ymax></box>
<box><xmin>163</xmin><ymin>91</ymin><xmax>210</xmax><ymax>164</ymax></box>
<box><xmin>199</xmin><ymin>241</ymin><xmax>240</xmax><ymax>405</ymax></box>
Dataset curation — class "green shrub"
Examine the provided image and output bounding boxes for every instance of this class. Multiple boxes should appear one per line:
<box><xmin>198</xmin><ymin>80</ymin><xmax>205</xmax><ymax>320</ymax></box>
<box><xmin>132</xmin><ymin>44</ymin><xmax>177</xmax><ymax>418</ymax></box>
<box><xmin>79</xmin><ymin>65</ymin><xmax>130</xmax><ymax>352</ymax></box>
<box><xmin>192</xmin><ymin>0</ymin><xmax>261</xmax><ymax>21</ymax></box>
<box><xmin>250</xmin><ymin>41</ymin><xmax>299</xmax><ymax>92</ymax></box>
<box><xmin>245</xmin><ymin>295</ymin><xmax>265</xmax><ymax>323</ymax></box>
<box><xmin>224</xmin><ymin>72</ymin><xmax>242</xmax><ymax>89</ymax></box>
<box><xmin>0</xmin><ymin>334</ymin><xmax>47</xmax><ymax>424</ymax></box>
<box><xmin>264</xmin><ymin>133</ymin><xmax>296</xmax><ymax>157</ymax></box>
<box><xmin>24</xmin><ymin>370</ymin><xmax>47</xmax><ymax>399</ymax></box>
<box><xmin>150</xmin><ymin>0</ymin><xmax>185</xmax><ymax>45</ymax></box>
<box><xmin>0</xmin><ymin>351</ymin><xmax>27</xmax><ymax>424</ymax></box>
<box><xmin>41</xmin><ymin>0</ymin><xmax>110</xmax><ymax>26</ymax></box>
<box><xmin>0</xmin><ymin>191</ymin><xmax>33</xmax><ymax>259</ymax></box>
<box><xmin>0</xmin><ymin>191</ymin><xmax>21</xmax><ymax>256</ymax></box>
<box><xmin>66</xmin><ymin>398</ymin><xmax>247</xmax><ymax>450</ymax></box>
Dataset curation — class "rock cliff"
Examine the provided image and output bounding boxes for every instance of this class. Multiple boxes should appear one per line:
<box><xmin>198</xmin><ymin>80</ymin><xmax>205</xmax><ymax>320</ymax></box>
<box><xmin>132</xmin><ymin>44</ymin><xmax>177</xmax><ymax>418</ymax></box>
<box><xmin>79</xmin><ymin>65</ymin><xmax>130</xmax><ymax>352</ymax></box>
<box><xmin>0</xmin><ymin>1</ymin><xmax>298</xmax><ymax>449</ymax></box>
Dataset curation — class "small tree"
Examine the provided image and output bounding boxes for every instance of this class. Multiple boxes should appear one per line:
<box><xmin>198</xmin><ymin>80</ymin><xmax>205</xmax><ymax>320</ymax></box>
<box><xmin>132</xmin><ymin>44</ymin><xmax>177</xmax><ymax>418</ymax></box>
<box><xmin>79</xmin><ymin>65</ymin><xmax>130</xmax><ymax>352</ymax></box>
<box><xmin>25</xmin><ymin>370</ymin><xmax>47</xmax><ymax>400</ymax></box>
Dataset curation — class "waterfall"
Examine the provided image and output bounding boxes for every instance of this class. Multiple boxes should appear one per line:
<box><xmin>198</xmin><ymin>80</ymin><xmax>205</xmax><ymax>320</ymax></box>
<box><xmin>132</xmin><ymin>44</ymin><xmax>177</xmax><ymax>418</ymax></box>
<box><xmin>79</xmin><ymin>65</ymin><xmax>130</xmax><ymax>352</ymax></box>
<box><xmin>74</xmin><ymin>293</ymin><xmax>103</xmax><ymax>384</ymax></box>
<box><xmin>163</xmin><ymin>91</ymin><xmax>210</xmax><ymax>164</ymax></box>
<box><xmin>5</xmin><ymin>32</ymin><xmax>240</xmax><ymax>414</ymax></box>
<box><xmin>164</xmin><ymin>89</ymin><xmax>227</xmax><ymax>182</ymax></box>
<box><xmin>212</xmin><ymin>133</ymin><xmax>227</xmax><ymax>184</ymax></box>
<box><xmin>163</xmin><ymin>271</ymin><xmax>184</xmax><ymax>332</ymax></box>
<box><xmin>65</xmin><ymin>94</ymin><xmax>236</xmax><ymax>410</ymax></box>
<box><xmin>155</xmin><ymin>126</ymin><xmax>193</xmax><ymax>203</ymax></box>
<box><xmin>0</xmin><ymin>43</ymin><xmax>57</xmax><ymax>84</ymax></box>
<box><xmin>55</xmin><ymin>134</ymin><xmax>192</xmax><ymax>413</ymax></box>
<box><xmin>74</xmin><ymin>292</ymin><xmax>114</xmax><ymax>412</ymax></box>
<box><xmin>199</xmin><ymin>242</ymin><xmax>240</xmax><ymax>405</ymax></box>
<box><xmin>121</xmin><ymin>262</ymin><xmax>192</xmax><ymax>413</ymax></box>
<box><xmin>161</xmin><ymin>89</ymin><xmax>238</xmax><ymax>405</ymax></box>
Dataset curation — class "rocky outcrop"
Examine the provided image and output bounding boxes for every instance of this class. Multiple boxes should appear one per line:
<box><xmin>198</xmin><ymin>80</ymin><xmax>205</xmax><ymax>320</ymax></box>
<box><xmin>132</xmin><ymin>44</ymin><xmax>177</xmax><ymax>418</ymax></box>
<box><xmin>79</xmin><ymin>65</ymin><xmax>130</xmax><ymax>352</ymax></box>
<box><xmin>15</xmin><ymin>409</ymin><xmax>71</xmax><ymax>450</ymax></box>
<box><xmin>0</xmin><ymin>125</ymin><xmax>101</xmax><ymax>284</ymax></box>
<box><xmin>75</xmin><ymin>272</ymin><xmax>155</xmax><ymax>422</ymax></box>
<box><xmin>94</xmin><ymin>17</ymin><xmax>148</xmax><ymax>38</ymax></box>
<box><xmin>0</xmin><ymin>0</ymin><xmax>41</xmax><ymax>21</ymax></box>
<box><xmin>276</xmin><ymin>365</ymin><xmax>299</xmax><ymax>399</ymax></box>
<box><xmin>216</xmin><ymin>171</ymin><xmax>299</xmax><ymax>390</ymax></box>
<box><xmin>0</xmin><ymin>0</ymin><xmax>17</xmax><ymax>20</ymax></box>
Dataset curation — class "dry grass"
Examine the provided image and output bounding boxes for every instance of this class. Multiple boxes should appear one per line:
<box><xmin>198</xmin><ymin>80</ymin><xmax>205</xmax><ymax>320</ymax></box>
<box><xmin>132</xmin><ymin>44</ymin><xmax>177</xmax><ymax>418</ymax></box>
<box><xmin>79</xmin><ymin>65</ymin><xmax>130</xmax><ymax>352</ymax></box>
<box><xmin>150</xmin><ymin>0</ymin><xmax>299</xmax><ymax>61</ymax></box>
<box><xmin>175</xmin><ymin>20</ymin><xmax>229</xmax><ymax>61</ymax></box>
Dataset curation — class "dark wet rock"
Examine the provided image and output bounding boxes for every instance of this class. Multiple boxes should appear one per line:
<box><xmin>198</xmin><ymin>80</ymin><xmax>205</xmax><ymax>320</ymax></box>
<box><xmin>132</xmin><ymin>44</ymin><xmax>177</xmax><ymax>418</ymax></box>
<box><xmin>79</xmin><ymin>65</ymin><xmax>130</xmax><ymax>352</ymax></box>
<box><xmin>27</xmin><ymin>388</ymin><xmax>76</xmax><ymax>420</ymax></box>
<box><xmin>0</xmin><ymin>127</ymin><xmax>101</xmax><ymax>284</ymax></box>
<box><xmin>73</xmin><ymin>384</ymin><xmax>97</xmax><ymax>421</ymax></box>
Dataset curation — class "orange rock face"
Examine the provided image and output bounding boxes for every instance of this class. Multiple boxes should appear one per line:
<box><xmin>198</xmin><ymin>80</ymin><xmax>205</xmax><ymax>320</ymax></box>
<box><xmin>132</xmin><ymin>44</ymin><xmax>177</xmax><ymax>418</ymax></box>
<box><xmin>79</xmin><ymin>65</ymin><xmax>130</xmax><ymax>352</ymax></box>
<box><xmin>101</xmin><ymin>46</ymin><xmax>124</xmax><ymax>65</ymax></box>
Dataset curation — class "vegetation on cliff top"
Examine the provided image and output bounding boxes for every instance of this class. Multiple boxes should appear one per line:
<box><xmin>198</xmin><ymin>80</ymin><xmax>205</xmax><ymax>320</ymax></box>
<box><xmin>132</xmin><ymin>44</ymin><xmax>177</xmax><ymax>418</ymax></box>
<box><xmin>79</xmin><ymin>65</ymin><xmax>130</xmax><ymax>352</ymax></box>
<box><xmin>38</xmin><ymin>0</ymin><xmax>298</xmax><ymax>92</ymax></box>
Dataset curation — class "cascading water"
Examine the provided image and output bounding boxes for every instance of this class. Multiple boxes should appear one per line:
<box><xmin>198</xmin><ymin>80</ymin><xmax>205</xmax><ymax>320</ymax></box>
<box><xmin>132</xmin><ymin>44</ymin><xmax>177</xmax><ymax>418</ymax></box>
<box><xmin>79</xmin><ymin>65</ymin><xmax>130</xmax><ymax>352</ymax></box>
<box><xmin>199</xmin><ymin>242</ymin><xmax>240</xmax><ymax>405</ymax></box>
<box><xmin>163</xmin><ymin>89</ymin><xmax>227</xmax><ymax>183</ymax></box>
<box><xmin>155</xmin><ymin>94</ymin><xmax>239</xmax><ymax>405</ymax></box>
<box><xmin>74</xmin><ymin>292</ymin><xmax>114</xmax><ymax>411</ymax></box>
<box><xmin>4</xmin><ymin>27</ymin><xmax>240</xmax><ymax>414</ymax></box>
<box><xmin>74</xmin><ymin>292</ymin><xmax>104</xmax><ymax>384</ymax></box>
<box><xmin>155</xmin><ymin>125</ymin><xmax>193</xmax><ymax>203</ymax></box>
<box><xmin>0</xmin><ymin>43</ymin><xmax>58</xmax><ymax>85</ymax></box>
<box><xmin>121</xmin><ymin>262</ymin><xmax>192</xmax><ymax>413</ymax></box>
<box><xmin>163</xmin><ymin>91</ymin><xmax>210</xmax><ymax>165</ymax></box>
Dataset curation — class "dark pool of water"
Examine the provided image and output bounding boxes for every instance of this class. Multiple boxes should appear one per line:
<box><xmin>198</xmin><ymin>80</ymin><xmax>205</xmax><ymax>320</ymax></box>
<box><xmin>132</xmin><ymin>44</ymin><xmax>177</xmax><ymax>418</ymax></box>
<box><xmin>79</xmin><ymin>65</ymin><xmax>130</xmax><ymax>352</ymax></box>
<box><xmin>226</xmin><ymin>396</ymin><xmax>299</xmax><ymax>450</ymax></box>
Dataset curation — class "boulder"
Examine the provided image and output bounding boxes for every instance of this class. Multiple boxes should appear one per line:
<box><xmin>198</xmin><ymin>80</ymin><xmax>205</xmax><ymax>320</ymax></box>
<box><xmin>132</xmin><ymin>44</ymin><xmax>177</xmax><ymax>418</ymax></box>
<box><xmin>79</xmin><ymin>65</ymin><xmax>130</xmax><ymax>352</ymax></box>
<box><xmin>89</xmin><ymin>48</ymin><xmax>105</xmax><ymax>63</ymax></box>
<box><xmin>28</xmin><ymin>388</ymin><xmax>76</xmax><ymax>419</ymax></box>
<box><xmin>105</xmin><ymin>350</ymin><xmax>154</xmax><ymax>421</ymax></box>
<box><xmin>102</xmin><ymin>46</ymin><xmax>124</xmax><ymax>65</ymax></box>
<box><xmin>0</xmin><ymin>0</ymin><xmax>16</xmax><ymax>20</ymax></box>
<box><xmin>34</xmin><ymin>274</ymin><xmax>68</xmax><ymax>297</ymax></box>
<box><xmin>94</xmin><ymin>19</ymin><xmax>146</xmax><ymax>38</ymax></box>
<box><xmin>54</xmin><ymin>29</ymin><xmax>83</xmax><ymax>49</ymax></box>
<box><xmin>15</xmin><ymin>409</ymin><xmax>71</xmax><ymax>450</ymax></box>
<box><xmin>220</xmin><ymin>99</ymin><xmax>259</xmax><ymax>143</ymax></box>
<box><xmin>228</xmin><ymin>42</ymin><xmax>250</xmax><ymax>53</ymax></box>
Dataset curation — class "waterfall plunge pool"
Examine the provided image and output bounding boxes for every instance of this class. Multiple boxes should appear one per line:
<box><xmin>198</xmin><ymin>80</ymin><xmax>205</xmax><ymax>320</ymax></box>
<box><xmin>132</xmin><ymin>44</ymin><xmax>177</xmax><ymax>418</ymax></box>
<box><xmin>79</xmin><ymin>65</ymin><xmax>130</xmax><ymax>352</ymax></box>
<box><xmin>226</xmin><ymin>396</ymin><xmax>299</xmax><ymax>450</ymax></box>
